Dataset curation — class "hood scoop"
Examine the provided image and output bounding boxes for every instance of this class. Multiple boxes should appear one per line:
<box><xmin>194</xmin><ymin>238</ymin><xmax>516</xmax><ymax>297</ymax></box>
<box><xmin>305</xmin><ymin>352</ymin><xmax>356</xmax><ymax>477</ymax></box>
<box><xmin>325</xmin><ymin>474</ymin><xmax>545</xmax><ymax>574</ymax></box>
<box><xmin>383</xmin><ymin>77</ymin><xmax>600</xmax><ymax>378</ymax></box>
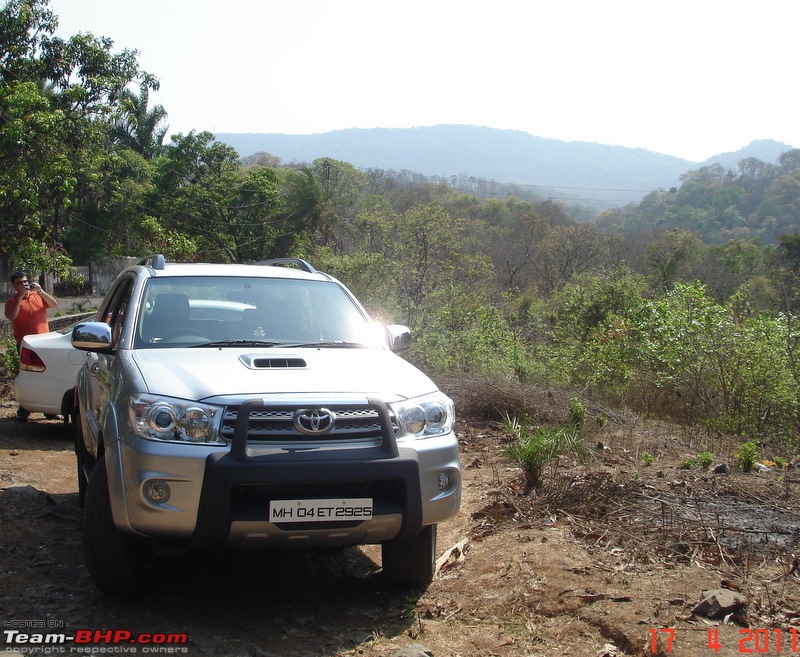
<box><xmin>239</xmin><ymin>355</ymin><xmax>308</xmax><ymax>370</ymax></box>
<box><xmin>251</xmin><ymin>357</ymin><xmax>307</xmax><ymax>369</ymax></box>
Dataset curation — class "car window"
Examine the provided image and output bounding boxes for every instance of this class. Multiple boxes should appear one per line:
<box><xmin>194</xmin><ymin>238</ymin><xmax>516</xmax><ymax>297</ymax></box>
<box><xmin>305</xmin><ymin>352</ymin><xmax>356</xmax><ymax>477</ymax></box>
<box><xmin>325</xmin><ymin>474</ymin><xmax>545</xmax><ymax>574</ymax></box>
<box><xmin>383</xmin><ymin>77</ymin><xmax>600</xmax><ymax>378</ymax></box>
<box><xmin>109</xmin><ymin>282</ymin><xmax>133</xmax><ymax>349</ymax></box>
<box><xmin>133</xmin><ymin>276</ymin><xmax>374</xmax><ymax>347</ymax></box>
<box><xmin>99</xmin><ymin>276</ymin><xmax>135</xmax><ymax>349</ymax></box>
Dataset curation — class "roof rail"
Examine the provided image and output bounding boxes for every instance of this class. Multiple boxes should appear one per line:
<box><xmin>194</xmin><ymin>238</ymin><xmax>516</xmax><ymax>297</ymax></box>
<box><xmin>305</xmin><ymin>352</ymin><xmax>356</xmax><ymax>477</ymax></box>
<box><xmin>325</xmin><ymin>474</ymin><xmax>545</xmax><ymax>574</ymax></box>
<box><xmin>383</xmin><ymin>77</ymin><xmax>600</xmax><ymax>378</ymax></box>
<box><xmin>137</xmin><ymin>254</ymin><xmax>166</xmax><ymax>270</ymax></box>
<box><xmin>255</xmin><ymin>258</ymin><xmax>318</xmax><ymax>274</ymax></box>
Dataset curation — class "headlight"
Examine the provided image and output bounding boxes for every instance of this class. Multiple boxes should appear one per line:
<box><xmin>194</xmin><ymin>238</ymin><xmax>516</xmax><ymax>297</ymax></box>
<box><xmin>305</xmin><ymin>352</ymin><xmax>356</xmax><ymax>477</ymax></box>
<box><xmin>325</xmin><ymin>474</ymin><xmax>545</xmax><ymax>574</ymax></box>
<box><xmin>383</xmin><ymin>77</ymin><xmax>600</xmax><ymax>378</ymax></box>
<box><xmin>130</xmin><ymin>394</ymin><xmax>223</xmax><ymax>444</ymax></box>
<box><xmin>390</xmin><ymin>392</ymin><xmax>455</xmax><ymax>440</ymax></box>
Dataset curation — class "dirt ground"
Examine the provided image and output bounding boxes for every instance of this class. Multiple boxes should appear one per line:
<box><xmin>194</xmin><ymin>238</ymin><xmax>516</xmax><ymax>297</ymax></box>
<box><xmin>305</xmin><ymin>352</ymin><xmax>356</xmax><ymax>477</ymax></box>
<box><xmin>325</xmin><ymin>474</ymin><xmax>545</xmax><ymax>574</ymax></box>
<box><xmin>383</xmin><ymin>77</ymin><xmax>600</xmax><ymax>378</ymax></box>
<box><xmin>0</xmin><ymin>379</ymin><xmax>799</xmax><ymax>657</ymax></box>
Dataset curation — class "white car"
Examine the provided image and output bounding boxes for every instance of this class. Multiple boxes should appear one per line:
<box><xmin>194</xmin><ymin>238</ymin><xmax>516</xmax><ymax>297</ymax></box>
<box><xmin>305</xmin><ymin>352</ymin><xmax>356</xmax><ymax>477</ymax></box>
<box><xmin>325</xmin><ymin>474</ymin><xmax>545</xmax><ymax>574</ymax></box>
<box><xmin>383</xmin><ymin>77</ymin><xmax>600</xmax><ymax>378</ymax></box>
<box><xmin>15</xmin><ymin>324</ymin><xmax>86</xmax><ymax>423</ymax></box>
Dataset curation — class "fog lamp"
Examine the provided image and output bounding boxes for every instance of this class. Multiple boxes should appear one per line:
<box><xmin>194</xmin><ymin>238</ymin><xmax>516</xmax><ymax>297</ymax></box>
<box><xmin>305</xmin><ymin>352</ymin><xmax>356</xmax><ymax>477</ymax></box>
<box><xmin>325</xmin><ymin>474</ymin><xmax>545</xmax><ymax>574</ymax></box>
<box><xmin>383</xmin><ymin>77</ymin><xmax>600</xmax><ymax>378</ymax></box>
<box><xmin>143</xmin><ymin>479</ymin><xmax>171</xmax><ymax>504</ymax></box>
<box><xmin>437</xmin><ymin>470</ymin><xmax>456</xmax><ymax>492</ymax></box>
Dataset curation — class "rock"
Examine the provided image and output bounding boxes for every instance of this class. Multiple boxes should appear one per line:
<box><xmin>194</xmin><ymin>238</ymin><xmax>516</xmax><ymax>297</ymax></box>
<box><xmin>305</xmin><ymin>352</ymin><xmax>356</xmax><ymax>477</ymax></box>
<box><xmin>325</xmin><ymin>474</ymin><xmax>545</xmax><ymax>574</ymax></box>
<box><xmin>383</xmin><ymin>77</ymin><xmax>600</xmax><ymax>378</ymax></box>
<box><xmin>393</xmin><ymin>644</ymin><xmax>434</xmax><ymax>657</ymax></box>
<box><xmin>4</xmin><ymin>484</ymin><xmax>43</xmax><ymax>497</ymax></box>
<box><xmin>596</xmin><ymin>644</ymin><xmax>619</xmax><ymax>656</ymax></box>
<box><xmin>188</xmin><ymin>632</ymin><xmax>216</xmax><ymax>655</ymax></box>
<box><xmin>667</xmin><ymin>542</ymin><xmax>692</xmax><ymax>557</ymax></box>
<box><xmin>251</xmin><ymin>649</ymin><xmax>284</xmax><ymax>657</ymax></box>
<box><xmin>693</xmin><ymin>588</ymin><xmax>747</xmax><ymax>619</ymax></box>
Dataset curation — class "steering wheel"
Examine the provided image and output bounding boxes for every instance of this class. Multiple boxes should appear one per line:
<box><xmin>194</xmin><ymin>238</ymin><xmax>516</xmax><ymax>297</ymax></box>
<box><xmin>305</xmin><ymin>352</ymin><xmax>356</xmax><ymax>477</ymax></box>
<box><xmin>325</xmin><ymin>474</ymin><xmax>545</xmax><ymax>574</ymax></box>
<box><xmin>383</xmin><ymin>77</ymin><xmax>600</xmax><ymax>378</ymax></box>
<box><xmin>160</xmin><ymin>328</ymin><xmax>207</xmax><ymax>341</ymax></box>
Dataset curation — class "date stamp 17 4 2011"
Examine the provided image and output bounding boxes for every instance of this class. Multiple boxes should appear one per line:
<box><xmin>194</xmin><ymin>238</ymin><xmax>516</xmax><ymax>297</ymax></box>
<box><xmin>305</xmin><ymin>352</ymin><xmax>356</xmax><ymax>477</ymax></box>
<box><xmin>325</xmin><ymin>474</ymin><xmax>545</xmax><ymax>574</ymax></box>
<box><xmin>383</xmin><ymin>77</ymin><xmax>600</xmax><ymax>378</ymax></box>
<box><xmin>649</xmin><ymin>628</ymin><xmax>799</xmax><ymax>654</ymax></box>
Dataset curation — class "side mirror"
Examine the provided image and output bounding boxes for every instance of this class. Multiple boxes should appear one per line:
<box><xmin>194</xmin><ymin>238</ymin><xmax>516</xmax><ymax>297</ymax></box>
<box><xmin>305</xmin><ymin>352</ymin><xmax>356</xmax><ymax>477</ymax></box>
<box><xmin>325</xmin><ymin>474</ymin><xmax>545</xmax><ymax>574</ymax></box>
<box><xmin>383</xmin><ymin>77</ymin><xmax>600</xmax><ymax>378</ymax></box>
<box><xmin>385</xmin><ymin>325</ymin><xmax>412</xmax><ymax>352</ymax></box>
<box><xmin>72</xmin><ymin>321</ymin><xmax>113</xmax><ymax>352</ymax></box>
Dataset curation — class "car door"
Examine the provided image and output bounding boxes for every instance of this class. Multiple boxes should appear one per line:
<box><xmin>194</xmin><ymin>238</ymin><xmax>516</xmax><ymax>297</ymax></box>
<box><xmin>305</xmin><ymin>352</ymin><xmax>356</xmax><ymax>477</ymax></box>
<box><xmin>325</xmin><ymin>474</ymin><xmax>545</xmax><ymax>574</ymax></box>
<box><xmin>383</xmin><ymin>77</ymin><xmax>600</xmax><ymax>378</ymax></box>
<box><xmin>82</xmin><ymin>275</ymin><xmax>135</xmax><ymax>445</ymax></box>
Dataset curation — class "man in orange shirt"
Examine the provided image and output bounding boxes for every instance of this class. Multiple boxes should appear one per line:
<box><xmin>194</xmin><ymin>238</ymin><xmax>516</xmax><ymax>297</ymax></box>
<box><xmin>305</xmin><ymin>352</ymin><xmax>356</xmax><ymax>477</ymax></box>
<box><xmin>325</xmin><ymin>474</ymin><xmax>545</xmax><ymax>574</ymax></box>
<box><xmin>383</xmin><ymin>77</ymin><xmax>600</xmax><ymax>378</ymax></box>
<box><xmin>4</xmin><ymin>271</ymin><xmax>59</xmax><ymax>421</ymax></box>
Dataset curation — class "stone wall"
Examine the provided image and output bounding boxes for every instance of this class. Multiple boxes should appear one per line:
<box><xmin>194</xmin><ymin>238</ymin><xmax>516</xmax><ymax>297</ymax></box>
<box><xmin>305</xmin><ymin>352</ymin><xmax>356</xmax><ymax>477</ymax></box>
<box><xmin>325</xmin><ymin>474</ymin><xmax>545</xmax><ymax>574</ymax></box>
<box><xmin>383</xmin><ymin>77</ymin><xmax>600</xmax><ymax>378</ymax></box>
<box><xmin>89</xmin><ymin>257</ymin><xmax>138</xmax><ymax>296</ymax></box>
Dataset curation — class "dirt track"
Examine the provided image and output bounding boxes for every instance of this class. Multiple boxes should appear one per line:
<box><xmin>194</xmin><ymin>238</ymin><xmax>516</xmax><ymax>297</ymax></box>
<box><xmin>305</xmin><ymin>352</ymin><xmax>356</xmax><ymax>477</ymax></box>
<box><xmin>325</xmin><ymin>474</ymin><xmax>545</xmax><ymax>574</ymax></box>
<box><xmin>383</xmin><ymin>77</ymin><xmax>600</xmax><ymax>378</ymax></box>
<box><xmin>1</xmin><ymin>393</ymin><xmax>799</xmax><ymax>657</ymax></box>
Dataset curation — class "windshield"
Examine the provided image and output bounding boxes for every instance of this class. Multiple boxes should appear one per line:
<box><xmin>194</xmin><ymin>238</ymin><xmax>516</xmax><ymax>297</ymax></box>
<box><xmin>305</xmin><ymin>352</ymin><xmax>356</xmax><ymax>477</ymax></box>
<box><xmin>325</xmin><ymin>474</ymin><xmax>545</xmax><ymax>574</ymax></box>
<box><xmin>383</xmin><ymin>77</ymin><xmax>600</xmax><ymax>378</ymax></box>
<box><xmin>133</xmin><ymin>276</ymin><xmax>379</xmax><ymax>348</ymax></box>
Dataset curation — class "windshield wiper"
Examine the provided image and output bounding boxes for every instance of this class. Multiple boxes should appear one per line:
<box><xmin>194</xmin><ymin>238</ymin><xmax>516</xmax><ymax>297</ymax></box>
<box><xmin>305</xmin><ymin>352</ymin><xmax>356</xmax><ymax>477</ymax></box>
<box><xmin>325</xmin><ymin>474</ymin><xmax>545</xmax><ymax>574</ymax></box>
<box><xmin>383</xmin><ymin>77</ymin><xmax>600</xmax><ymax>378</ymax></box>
<box><xmin>281</xmin><ymin>341</ymin><xmax>367</xmax><ymax>348</ymax></box>
<box><xmin>194</xmin><ymin>340</ymin><xmax>283</xmax><ymax>348</ymax></box>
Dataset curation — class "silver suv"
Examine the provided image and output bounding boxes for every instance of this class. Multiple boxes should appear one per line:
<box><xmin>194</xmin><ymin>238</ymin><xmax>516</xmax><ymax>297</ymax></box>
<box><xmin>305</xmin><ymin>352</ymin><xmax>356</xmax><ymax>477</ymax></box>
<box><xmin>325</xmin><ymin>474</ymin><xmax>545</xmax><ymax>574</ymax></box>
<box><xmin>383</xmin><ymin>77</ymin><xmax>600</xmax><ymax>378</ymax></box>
<box><xmin>72</xmin><ymin>256</ymin><xmax>461</xmax><ymax>596</ymax></box>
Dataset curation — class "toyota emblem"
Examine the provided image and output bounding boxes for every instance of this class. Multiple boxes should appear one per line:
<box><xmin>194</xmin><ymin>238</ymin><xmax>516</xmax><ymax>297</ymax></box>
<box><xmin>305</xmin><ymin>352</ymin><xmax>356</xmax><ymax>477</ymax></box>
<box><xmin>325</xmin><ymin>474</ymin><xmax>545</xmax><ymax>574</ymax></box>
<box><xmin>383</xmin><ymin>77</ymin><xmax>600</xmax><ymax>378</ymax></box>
<box><xmin>293</xmin><ymin>408</ymin><xmax>335</xmax><ymax>435</ymax></box>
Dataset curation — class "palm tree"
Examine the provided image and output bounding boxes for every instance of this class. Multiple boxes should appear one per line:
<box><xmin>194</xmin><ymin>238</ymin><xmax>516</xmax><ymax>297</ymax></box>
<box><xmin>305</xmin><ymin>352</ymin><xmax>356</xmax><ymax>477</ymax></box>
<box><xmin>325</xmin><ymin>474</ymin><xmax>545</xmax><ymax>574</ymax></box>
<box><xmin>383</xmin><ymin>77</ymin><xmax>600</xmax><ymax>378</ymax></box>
<box><xmin>110</xmin><ymin>78</ymin><xmax>169</xmax><ymax>158</ymax></box>
<box><xmin>272</xmin><ymin>165</ymin><xmax>332</xmax><ymax>257</ymax></box>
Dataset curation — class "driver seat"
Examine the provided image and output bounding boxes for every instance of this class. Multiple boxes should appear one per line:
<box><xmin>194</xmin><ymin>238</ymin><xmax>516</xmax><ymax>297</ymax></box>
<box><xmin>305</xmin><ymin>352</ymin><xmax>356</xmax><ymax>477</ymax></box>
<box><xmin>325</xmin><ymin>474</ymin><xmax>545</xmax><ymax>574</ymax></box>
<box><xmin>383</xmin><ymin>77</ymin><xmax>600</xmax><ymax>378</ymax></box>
<box><xmin>143</xmin><ymin>293</ymin><xmax>191</xmax><ymax>342</ymax></box>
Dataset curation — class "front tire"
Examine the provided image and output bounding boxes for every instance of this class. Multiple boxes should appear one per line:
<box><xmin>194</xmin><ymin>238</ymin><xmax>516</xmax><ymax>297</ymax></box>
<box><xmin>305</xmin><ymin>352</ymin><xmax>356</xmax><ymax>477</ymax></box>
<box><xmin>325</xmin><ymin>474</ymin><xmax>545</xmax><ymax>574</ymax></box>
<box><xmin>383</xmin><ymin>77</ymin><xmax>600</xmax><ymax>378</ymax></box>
<box><xmin>83</xmin><ymin>453</ymin><xmax>154</xmax><ymax>596</ymax></box>
<box><xmin>381</xmin><ymin>524</ymin><xmax>437</xmax><ymax>587</ymax></box>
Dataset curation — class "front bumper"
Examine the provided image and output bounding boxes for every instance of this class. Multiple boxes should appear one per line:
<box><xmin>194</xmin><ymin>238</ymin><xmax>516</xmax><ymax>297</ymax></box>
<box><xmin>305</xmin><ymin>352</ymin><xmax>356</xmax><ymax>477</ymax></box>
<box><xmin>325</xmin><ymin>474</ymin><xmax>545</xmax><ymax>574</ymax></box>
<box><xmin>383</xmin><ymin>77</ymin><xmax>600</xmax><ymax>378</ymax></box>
<box><xmin>113</xmin><ymin>398</ymin><xmax>461</xmax><ymax>550</ymax></box>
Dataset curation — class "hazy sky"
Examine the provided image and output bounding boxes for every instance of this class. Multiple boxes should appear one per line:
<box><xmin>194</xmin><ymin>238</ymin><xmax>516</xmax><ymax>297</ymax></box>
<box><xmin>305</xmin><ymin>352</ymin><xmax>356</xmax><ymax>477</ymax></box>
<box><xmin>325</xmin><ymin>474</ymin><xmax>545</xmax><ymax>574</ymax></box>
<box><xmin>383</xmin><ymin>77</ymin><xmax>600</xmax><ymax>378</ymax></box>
<box><xmin>48</xmin><ymin>0</ymin><xmax>798</xmax><ymax>162</ymax></box>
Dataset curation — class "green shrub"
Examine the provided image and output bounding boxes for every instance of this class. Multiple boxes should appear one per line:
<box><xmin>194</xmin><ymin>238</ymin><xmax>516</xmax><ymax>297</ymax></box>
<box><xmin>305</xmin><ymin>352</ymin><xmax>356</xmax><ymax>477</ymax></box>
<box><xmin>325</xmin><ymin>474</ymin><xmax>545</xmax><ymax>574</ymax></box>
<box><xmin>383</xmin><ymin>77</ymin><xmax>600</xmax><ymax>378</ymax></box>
<box><xmin>642</xmin><ymin>451</ymin><xmax>654</xmax><ymax>466</ymax></box>
<box><xmin>69</xmin><ymin>299</ymin><xmax>97</xmax><ymax>314</ymax></box>
<box><xmin>568</xmin><ymin>397</ymin><xmax>587</xmax><ymax>429</ymax></box>
<box><xmin>736</xmin><ymin>440</ymin><xmax>759</xmax><ymax>472</ymax></box>
<box><xmin>407</xmin><ymin>285</ymin><xmax>533</xmax><ymax>381</ymax></box>
<box><xmin>500</xmin><ymin>414</ymin><xmax>588</xmax><ymax>491</ymax></box>
<box><xmin>570</xmin><ymin>282</ymin><xmax>800</xmax><ymax>446</ymax></box>
<box><xmin>1</xmin><ymin>335</ymin><xmax>19</xmax><ymax>376</ymax></box>
<box><xmin>697</xmin><ymin>452</ymin><xmax>714</xmax><ymax>469</ymax></box>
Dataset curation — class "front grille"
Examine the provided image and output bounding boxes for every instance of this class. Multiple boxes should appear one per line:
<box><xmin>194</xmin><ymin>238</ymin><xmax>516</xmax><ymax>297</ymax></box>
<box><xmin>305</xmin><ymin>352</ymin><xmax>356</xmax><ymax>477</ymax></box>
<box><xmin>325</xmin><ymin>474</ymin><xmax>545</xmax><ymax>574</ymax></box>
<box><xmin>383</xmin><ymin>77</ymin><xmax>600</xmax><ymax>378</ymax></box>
<box><xmin>220</xmin><ymin>403</ymin><xmax>392</xmax><ymax>443</ymax></box>
<box><xmin>233</xmin><ymin>479</ymin><xmax>399</xmax><ymax>502</ymax></box>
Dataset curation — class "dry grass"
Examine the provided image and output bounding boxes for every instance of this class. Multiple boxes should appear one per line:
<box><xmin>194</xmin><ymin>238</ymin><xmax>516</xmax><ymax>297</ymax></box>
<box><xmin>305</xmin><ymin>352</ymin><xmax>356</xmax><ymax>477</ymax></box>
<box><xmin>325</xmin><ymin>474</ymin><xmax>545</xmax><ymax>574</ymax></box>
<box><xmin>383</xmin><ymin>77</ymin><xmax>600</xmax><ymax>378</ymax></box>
<box><xmin>437</xmin><ymin>373</ymin><xmax>632</xmax><ymax>427</ymax></box>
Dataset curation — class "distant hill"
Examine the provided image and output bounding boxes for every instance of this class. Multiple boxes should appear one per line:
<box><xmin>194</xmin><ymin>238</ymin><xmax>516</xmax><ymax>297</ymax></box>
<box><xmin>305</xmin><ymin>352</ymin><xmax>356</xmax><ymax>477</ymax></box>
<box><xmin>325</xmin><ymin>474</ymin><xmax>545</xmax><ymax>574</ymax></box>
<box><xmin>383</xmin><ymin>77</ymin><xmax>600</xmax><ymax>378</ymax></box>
<box><xmin>700</xmin><ymin>139</ymin><xmax>794</xmax><ymax>170</ymax></box>
<box><xmin>215</xmin><ymin>126</ymin><xmax>794</xmax><ymax>207</ymax></box>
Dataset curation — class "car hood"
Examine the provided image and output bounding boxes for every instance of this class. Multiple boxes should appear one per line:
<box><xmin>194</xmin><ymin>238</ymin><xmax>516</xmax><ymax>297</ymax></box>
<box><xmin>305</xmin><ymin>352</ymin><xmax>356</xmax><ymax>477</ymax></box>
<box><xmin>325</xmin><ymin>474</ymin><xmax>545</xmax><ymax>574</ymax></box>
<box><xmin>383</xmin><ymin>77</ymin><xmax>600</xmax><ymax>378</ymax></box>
<box><xmin>131</xmin><ymin>347</ymin><xmax>437</xmax><ymax>403</ymax></box>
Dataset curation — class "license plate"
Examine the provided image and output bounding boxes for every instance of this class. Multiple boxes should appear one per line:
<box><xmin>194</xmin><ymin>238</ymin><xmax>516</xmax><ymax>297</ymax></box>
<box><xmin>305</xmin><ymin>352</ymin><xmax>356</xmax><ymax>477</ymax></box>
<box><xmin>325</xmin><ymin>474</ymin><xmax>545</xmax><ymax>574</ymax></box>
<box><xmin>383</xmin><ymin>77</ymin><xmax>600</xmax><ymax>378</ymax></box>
<box><xmin>269</xmin><ymin>498</ymin><xmax>373</xmax><ymax>523</ymax></box>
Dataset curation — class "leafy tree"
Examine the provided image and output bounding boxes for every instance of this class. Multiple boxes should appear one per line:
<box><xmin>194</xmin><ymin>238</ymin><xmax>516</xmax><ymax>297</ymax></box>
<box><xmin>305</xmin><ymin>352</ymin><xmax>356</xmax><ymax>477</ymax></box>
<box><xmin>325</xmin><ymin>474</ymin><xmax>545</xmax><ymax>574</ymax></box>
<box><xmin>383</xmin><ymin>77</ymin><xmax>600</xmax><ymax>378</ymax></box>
<box><xmin>0</xmin><ymin>0</ymin><xmax>141</xmax><ymax>275</ymax></box>
<box><xmin>310</xmin><ymin>245</ymin><xmax>400</xmax><ymax>321</ymax></box>
<box><xmin>766</xmin><ymin>174</ymin><xmax>800</xmax><ymax>220</ymax></box>
<box><xmin>777</xmin><ymin>232</ymin><xmax>800</xmax><ymax>275</ymax></box>
<box><xmin>391</xmin><ymin>203</ymin><xmax>465</xmax><ymax>327</ymax></box>
<box><xmin>550</xmin><ymin>268</ymin><xmax>648</xmax><ymax>346</ymax></box>
<box><xmin>704</xmin><ymin>238</ymin><xmax>769</xmax><ymax>301</ymax></box>
<box><xmin>276</xmin><ymin>165</ymin><xmax>332</xmax><ymax>258</ymax></box>
<box><xmin>240</xmin><ymin>151</ymin><xmax>282</xmax><ymax>168</ymax></box>
<box><xmin>407</xmin><ymin>283</ymin><xmax>530</xmax><ymax>380</ymax></box>
<box><xmin>647</xmin><ymin>228</ymin><xmax>705</xmax><ymax>291</ymax></box>
<box><xmin>110</xmin><ymin>75</ymin><xmax>168</xmax><ymax>158</ymax></box>
<box><xmin>475</xmin><ymin>198</ymin><xmax>608</xmax><ymax>296</ymax></box>
<box><xmin>154</xmin><ymin>131</ymin><xmax>282</xmax><ymax>262</ymax></box>
<box><xmin>481</xmin><ymin>202</ymin><xmax>553</xmax><ymax>291</ymax></box>
<box><xmin>544</xmin><ymin>269</ymin><xmax>648</xmax><ymax>392</ymax></box>
<box><xmin>777</xmin><ymin>149</ymin><xmax>800</xmax><ymax>173</ymax></box>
